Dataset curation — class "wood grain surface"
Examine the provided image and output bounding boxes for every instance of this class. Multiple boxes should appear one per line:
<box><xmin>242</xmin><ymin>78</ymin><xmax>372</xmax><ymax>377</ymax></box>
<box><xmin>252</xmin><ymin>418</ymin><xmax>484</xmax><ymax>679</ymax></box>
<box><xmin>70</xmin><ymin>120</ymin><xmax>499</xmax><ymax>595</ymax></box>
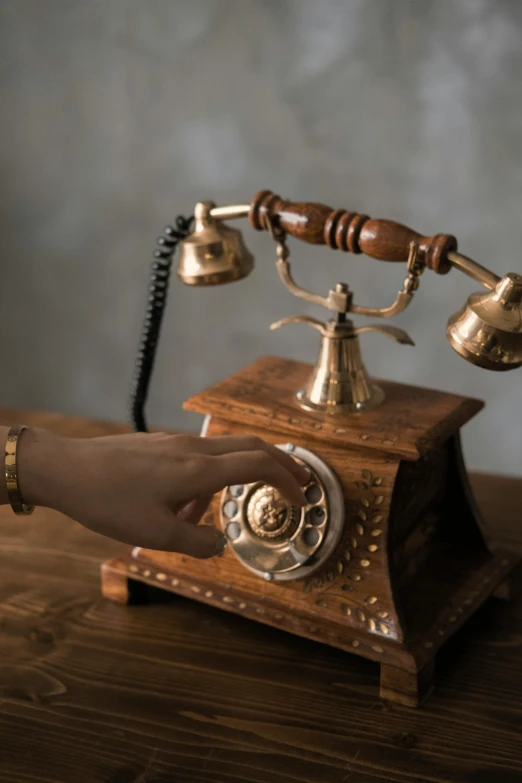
<box><xmin>1</xmin><ymin>409</ymin><xmax>522</xmax><ymax>783</ymax></box>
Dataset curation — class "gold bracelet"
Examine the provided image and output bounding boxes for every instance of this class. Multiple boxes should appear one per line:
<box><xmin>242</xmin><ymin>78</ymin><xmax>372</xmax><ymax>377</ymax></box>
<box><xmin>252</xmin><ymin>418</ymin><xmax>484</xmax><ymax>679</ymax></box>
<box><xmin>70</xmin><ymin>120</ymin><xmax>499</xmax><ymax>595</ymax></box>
<box><xmin>5</xmin><ymin>425</ymin><xmax>35</xmax><ymax>515</ymax></box>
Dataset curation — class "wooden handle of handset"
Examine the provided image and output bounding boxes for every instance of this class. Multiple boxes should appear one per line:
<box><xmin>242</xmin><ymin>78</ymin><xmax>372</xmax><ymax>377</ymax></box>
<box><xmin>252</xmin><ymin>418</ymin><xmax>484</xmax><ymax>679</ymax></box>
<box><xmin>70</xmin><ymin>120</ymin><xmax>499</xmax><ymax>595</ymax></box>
<box><xmin>249</xmin><ymin>189</ymin><xmax>457</xmax><ymax>274</ymax></box>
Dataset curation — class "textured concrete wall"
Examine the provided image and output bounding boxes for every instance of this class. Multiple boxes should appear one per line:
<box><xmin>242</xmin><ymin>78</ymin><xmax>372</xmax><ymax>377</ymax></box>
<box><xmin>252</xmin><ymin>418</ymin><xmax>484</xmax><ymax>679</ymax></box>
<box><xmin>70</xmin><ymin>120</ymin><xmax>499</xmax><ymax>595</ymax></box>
<box><xmin>0</xmin><ymin>0</ymin><xmax>521</xmax><ymax>474</ymax></box>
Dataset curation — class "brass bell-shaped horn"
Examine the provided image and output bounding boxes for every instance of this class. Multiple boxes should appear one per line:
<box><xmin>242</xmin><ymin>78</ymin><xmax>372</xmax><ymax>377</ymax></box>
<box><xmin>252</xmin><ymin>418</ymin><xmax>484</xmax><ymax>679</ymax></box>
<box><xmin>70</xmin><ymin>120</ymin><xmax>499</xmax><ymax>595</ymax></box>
<box><xmin>177</xmin><ymin>201</ymin><xmax>254</xmax><ymax>286</ymax></box>
<box><xmin>447</xmin><ymin>272</ymin><xmax>522</xmax><ymax>371</ymax></box>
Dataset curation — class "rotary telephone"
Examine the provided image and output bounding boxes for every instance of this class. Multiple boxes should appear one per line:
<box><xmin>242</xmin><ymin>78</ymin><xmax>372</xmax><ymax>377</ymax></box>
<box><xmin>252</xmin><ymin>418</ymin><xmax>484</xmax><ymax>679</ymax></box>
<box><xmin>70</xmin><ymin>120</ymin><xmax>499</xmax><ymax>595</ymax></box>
<box><xmin>102</xmin><ymin>190</ymin><xmax>522</xmax><ymax>706</ymax></box>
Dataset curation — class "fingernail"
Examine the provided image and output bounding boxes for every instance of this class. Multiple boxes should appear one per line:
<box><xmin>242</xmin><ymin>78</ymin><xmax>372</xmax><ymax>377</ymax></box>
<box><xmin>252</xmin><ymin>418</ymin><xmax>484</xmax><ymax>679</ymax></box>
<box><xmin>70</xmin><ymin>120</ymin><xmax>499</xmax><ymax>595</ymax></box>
<box><xmin>213</xmin><ymin>534</ymin><xmax>228</xmax><ymax>558</ymax></box>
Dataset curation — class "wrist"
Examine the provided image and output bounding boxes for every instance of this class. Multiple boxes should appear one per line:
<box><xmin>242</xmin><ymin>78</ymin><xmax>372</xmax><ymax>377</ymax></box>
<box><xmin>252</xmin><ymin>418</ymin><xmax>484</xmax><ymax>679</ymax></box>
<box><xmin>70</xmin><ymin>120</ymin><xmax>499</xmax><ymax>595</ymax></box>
<box><xmin>15</xmin><ymin>427</ymin><xmax>68</xmax><ymax>509</ymax></box>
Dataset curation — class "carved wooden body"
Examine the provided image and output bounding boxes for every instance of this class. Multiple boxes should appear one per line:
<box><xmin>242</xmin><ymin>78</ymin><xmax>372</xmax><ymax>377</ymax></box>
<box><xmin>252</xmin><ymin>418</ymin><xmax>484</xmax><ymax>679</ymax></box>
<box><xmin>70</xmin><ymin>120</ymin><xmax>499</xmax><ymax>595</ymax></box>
<box><xmin>102</xmin><ymin>357</ymin><xmax>517</xmax><ymax>706</ymax></box>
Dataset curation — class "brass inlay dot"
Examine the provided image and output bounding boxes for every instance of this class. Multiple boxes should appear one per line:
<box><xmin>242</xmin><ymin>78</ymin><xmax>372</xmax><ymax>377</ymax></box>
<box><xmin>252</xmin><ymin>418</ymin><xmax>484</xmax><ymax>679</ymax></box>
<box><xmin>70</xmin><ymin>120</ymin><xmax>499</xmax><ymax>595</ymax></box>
<box><xmin>239</xmin><ymin>602</ymin><xmax>247</xmax><ymax>609</ymax></box>
<box><xmin>352</xmin><ymin>640</ymin><xmax>360</xmax><ymax>648</ymax></box>
<box><xmin>372</xmin><ymin>514</ymin><xmax>383</xmax><ymax>524</ymax></box>
<box><xmin>377</xmin><ymin>611</ymin><xmax>388</xmax><ymax>619</ymax></box>
<box><xmin>223</xmin><ymin>596</ymin><xmax>233</xmax><ymax>603</ymax></box>
<box><xmin>365</xmin><ymin>596</ymin><xmax>378</xmax><ymax>604</ymax></box>
<box><xmin>205</xmin><ymin>590</ymin><xmax>213</xmax><ymax>598</ymax></box>
<box><xmin>342</xmin><ymin>605</ymin><xmax>352</xmax><ymax>615</ymax></box>
<box><xmin>351</xmin><ymin>574</ymin><xmax>362</xmax><ymax>582</ymax></box>
<box><xmin>360</xmin><ymin>559</ymin><xmax>370</xmax><ymax>568</ymax></box>
<box><xmin>373</xmin><ymin>477</ymin><xmax>383</xmax><ymax>486</ymax></box>
<box><xmin>337</xmin><ymin>561</ymin><xmax>344</xmax><ymax>574</ymax></box>
<box><xmin>368</xmin><ymin>619</ymin><xmax>376</xmax><ymax>631</ymax></box>
<box><xmin>358</xmin><ymin>510</ymin><xmax>367</xmax><ymax>521</ymax></box>
<box><xmin>344</xmin><ymin>551</ymin><xmax>351</xmax><ymax>562</ymax></box>
<box><xmin>371</xmin><ymin>529</ymin><xmax>383</xmax><ymax>537</ymax></box>
<box><xmin>351</xmin><ymin>537</ymin><xmax>358</xmax><ymax>548</ymax></box>
<box><xmin>191</xmin><ymin>586</ymin><xmax>201</xmax><ymax>593</ymax></box>
<box><xmin>356</xmin><ymin>523</ymin><xmax>364</xmax><ymax>536</ymax></box>
<box><xmin>129</xmin><ymin>565</ymin><xmax>138</xmax><ymax>573</ymax></box>
<box><xmin>357</xmin><ymin>610</ymin><xmax>366</xmax><ymax>622</ymax></box>
<box><xmin>372</xmin><ymin>645</ymin><xmax>383</xmax><ymax>653</ymax></box>
<box><xmin>379</xmin><ymin>623</ymin><xmax>389</xmax><ymax>634</ymax></box>
<box><xmin>367</xmin><ymin>545</ymin><xmax>378</xmax><ymax>552</ymax></box>
<box><xmin>143</xmin><ymin>570</ymin><xmax>151</xmax><ymax>577</ymax></box>
<box><xmin>156</xmin><ymin>573</ymin><xmax>167</xmax><ymax>581</ymax></box>
<box><xmin>171</xmin><ymin>578</ymin><xmax>179</xmax><ymax>587</ymax></box>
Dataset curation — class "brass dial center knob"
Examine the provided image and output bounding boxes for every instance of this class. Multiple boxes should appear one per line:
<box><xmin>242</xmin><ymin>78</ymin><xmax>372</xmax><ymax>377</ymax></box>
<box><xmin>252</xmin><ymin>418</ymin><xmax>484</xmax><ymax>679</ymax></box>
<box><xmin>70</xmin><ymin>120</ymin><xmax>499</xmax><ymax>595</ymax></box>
<box><xmin>246</xmin><ymin>486</ymin><xmax>299</xmax><ymax>540</ymax></box>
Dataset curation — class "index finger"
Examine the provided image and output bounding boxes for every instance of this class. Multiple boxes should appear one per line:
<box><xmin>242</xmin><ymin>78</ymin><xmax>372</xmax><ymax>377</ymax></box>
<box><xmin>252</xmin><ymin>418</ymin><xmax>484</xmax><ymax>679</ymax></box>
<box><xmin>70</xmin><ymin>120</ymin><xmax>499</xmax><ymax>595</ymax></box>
<box><xmin>197</xmin><ymin>450</ymin><xmax>308</xmax><ymax>507</ymax></box>
<box><xmin>195</xmin><ymin>435</ymin><xmax>310</xmax><ymax>485</ymax></box>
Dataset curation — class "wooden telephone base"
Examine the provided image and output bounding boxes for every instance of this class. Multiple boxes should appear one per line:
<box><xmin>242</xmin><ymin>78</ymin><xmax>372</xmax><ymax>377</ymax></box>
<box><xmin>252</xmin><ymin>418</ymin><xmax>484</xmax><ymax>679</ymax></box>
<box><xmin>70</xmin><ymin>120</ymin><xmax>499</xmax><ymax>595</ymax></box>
<box><xmin>102</xmin><ymin>357</ymin><xmax>518</xmax><ymax>707</ymax></box>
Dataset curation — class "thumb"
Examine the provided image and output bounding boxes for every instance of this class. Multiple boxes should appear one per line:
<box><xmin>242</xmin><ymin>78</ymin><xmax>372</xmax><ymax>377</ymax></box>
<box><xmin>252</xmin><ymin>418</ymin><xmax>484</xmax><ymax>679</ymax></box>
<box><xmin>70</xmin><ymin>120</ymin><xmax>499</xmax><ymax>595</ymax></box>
<box><xmin>159</xmin><ymin>514</ymin><xmax>227</xmax><ymax>559</ymax></box>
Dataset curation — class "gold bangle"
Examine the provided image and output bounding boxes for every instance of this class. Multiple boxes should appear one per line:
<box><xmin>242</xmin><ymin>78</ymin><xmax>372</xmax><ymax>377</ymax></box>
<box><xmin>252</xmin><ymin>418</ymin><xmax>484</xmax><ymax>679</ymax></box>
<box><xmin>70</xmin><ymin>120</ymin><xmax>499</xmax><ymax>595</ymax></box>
<box><xmin>5</xmin><ymin>425</ymin><xmax>35</xmax><ymax>515</ymax></box>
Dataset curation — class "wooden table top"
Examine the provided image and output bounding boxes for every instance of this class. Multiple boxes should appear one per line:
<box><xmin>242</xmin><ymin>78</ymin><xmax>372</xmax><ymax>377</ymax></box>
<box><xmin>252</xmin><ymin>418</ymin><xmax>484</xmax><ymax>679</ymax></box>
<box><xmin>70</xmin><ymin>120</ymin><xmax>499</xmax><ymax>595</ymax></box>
<box><xmin>0</xmin><ymin>409</ymin><xmax>521</xmax><ymax>783</ymax></box>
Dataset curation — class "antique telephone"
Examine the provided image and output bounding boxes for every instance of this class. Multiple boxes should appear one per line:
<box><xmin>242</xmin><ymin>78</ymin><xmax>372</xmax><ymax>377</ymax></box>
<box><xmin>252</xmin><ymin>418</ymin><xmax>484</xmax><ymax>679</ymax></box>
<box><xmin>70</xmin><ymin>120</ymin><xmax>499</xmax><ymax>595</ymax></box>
<box><xmin>102</xmin><ymin>190</ymin><xmax>522</xmax><ymax>706</ymax></box>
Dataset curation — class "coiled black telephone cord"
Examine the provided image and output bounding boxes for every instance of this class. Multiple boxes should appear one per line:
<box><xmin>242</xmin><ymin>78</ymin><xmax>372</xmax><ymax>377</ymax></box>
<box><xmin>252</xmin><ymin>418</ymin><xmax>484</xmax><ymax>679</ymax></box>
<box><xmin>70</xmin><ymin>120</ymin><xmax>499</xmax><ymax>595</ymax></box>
<box><xmin>129</xmin><ymin>214</ymin><xmax>194</xmax><ymax>433</ymax></box>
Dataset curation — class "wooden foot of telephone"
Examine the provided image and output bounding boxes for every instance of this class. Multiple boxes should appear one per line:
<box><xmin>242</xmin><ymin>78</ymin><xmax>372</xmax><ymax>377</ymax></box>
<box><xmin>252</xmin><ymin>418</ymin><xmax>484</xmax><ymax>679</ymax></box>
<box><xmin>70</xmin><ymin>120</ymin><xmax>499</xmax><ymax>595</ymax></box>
<box><xmin>102</xmin><ymin>191</ymin><xmax>522</xmax><ymax>707</ymax></box>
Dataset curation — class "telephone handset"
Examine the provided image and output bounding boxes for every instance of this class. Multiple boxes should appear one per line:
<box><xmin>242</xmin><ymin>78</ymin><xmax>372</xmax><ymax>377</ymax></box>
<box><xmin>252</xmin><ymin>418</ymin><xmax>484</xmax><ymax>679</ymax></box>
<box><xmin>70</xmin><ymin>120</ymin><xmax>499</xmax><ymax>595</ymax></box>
<box><xmin>129</xmin><ymin>192</ymin><xmax>522</xmax><ymax>433</ymax></box>
<box><xmin>101</xmin><ymin>189</ymin><xmax>522</xmax><ymax>707</ymax></box>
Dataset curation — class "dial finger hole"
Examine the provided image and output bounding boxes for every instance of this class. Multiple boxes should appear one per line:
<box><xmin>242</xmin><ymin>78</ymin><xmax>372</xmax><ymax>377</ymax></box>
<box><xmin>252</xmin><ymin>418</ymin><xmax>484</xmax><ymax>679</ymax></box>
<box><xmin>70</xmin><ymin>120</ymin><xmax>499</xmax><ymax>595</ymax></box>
<box><xmin>305</xmin><ymin>484</ymin><xmax>323</xmax><ymax>504</ymax></box>
<box><xmin>226</xmin><ymin>521</ymin><xmax>241</xmax><ymax>540</ymax></box>
<box><xmin>303</xmin><ymin>528</ymin><xmax>320</xmax><ymax>548</ymax></box>
<box><xmin>229</xmin><ymin>484</ymin><xmax>244</xmax><ymax>498</ymax></box>
<box><xmin>223</xmin><ymin>500</ymin><xmax>238</xmax><ymax>519</ymax></box>
<box><xmin>307</xmin><ymin>506</ymin><xmax>325</xmax><ymax>526</ymax></box>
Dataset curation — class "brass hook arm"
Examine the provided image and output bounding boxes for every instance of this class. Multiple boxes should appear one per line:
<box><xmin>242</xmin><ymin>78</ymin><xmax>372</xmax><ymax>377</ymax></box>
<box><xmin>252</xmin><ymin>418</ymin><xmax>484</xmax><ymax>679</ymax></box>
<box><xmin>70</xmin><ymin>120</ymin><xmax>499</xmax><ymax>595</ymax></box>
<box><xmin>355</xmin><ymin>324</ymin><xmax>415</xmax><ymax>345</ymax></box>
<box><xmin>270</xmin><ymin>314</ymin><xmax>327</xmax><ymax>335</ymax></box>
<box><xmin>350</xmin><ymin>291</ymin><xmax>414</xmax><ymax>318</ymax></box>
<box><xmin>349</xmin><ymin>241</ymin><xmax>423</xmax><ymax>318</ymax></box>
<box><xmin>266</xmin><ymin>210</ymin><xmax>352</xmax><ymax>313</ymax></box>
<box><xmin>275</xmin><ymin>258</ymin><xmax>351</xmax><ymax>312</ymax></box>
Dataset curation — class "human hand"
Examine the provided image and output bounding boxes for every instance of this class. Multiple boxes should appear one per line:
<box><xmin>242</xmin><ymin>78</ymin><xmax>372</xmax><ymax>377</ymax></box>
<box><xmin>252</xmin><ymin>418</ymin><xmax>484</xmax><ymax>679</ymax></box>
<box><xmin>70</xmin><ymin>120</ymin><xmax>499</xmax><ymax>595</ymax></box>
<box><xmin>18</xmin><ymin>429</ymin><xmax>310</xmax><ymax>559</ymax></box>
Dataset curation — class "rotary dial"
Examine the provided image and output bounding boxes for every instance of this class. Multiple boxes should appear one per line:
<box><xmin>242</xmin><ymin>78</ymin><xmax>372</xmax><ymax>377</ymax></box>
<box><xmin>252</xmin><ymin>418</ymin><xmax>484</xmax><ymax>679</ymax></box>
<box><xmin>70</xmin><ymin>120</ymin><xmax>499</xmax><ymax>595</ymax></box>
<box><xmin>220</xmin><ymin>444</ymin><xmax>344</xmax><ymax>582</ymax></box>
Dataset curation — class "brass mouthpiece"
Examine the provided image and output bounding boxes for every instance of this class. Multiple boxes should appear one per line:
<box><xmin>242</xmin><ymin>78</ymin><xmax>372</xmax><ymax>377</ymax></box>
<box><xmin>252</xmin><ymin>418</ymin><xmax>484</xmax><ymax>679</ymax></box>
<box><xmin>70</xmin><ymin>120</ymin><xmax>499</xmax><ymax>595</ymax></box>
<box><xmin>447</xmin><ymin>273</ymin><xmax>522</xmax><ymax>371</ymax></box>
<box><xmin>177</xmin><ymin>201</ymin><xmax>254</xmax><ymax>286</ymax></box>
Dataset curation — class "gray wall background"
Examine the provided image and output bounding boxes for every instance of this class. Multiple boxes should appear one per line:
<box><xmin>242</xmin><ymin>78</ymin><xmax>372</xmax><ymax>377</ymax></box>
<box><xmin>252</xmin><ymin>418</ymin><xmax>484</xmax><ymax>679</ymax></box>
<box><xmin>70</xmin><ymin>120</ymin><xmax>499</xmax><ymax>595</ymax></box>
<box><xmin>0</xmin><ymin>0</ymin><xmax>521</xmax><ymax>475</ymax></box>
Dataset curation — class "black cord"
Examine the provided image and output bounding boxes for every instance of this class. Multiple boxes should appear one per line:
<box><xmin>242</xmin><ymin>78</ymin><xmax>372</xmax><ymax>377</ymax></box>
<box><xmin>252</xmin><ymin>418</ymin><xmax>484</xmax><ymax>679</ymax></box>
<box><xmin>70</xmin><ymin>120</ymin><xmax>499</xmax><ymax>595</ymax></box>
<box><xmin>129</xmin><ymin>215</ymin><xmax>194</xmax><ymax>432</ymax></box>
